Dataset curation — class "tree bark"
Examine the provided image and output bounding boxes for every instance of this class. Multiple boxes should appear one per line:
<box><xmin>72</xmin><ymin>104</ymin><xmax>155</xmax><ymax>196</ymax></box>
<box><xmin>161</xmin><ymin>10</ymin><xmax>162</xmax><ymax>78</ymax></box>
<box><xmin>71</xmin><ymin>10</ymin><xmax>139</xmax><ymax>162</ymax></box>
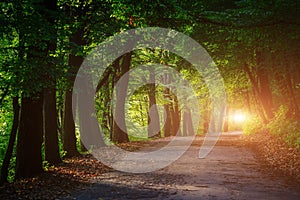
<box><xmin>77</xmin><ymin>74</ymin><xmax>105</xmax><ymax>150</ymax></box>
<box><xmin>183</xmin><ymin>107</ymin><xmax>194</xmax><ymax>136</ymax></box>
<box><xmin>15</xmin><ymin>94</ymin><xmax>44</xmax><ymax>179</ymax></box>
<box><xmin>172</xmin><ymin>95</ymin><xmax>181</xmax><ymax>136</ymax></box>
<box><xmin>62</xmin><ymin>27</ymin><xmax>86</xmax><ymax>157</ymax></box>
<box><xmin>62</xmin><ymin>89</ymin><xmax>80</xmax><ymax>157</ymax></box>
<box><xmin>285</xmin><ymin>65</ymin><xmax>299</xmax><ymax>117</ymax></box>
<box><xmin>44</xmin><ymin>88</ymin><xmax>62</xmax><ymax>164</ymax></box>
<box><xmin>203</xmin><ymin>108</ymin><xmax>209</xmax><ymax>134</ymax></box>
<box><xmin>163</xmin><ymin>74</ymin><xmax>172</xmax><ymax>137</ymax></box>
<box><xmin>223</xmin><ymin>105</ymin><xmax>229</xmax><ymax>132</ymax></box>
<box><xmin>0</xmin><ymin>97</ymin><xmax>19</xmax><ymax>184</ymax></box>
<box><xmin>43</xmin><ymin>0</ymin><xmax>61</xmax><ymax>164</ymax></box>
<box><xmin>112</xmin><ymin>53</ymin><xmax>131</xmax><ymax>143</ymax></box>
<box><xmin>148</xmin><ymin>67</ymin><xmax>161</xmax><ymax>138</ymax></box>
<box><xmin>244</xmin><ymin>63</ymin><xmax>269</xmax><ymax>123</ymax></box>
<box><xmin>169</xmin><ymin>99</ymin><xmax>175</xmax><ymax>136</ymax></box>
<box><xmin>257</xmin><ymin>65</ymin><xmax>273</xmax><ymax>119</ymax></box>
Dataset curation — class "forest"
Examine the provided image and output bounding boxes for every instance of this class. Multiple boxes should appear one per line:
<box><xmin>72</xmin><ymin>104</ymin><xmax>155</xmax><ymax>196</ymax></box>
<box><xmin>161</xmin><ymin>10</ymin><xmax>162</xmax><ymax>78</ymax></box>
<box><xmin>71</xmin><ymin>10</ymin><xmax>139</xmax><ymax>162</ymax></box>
<box><xmin>0</xmin><ymin>0</ymin><xmax>299</xmax><ymax>197</ymax></box>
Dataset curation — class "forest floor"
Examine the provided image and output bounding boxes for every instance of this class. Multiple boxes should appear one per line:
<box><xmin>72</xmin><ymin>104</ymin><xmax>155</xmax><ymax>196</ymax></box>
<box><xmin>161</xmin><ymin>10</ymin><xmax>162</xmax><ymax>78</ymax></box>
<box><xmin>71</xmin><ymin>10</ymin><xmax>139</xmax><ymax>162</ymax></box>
<box><xmin>0</xmin><ymin>131</ymin><xmax>299</xmax><ymax>200</ymax></box>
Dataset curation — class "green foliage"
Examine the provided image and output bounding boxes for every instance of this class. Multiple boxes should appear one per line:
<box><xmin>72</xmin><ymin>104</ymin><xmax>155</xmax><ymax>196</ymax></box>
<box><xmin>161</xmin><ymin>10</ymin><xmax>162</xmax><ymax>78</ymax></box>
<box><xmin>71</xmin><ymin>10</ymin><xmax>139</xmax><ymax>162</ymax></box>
<box><xmin>285</xmin><ymin>131</ymin><xmax>300</xmax><ymax>149</ymax></box>
<box><xmin>267</xmin><ymin>106</ymin><xmax>300</xmax><ymax>149</ymax></box>
<box><xmin>267</xmin><ymin>106</ymin><xmax>290</xmax><ymax>135</ymax></box>
<box><xmin>0</xmin><ymin>100</ymin><xmax>15</xmax><ymax>182</ymax></box>
<box><xmin>243</xmin><ymin>106</ymin><xmax>300</xmax><ymax>149</ymax></box>
<box><xmin>242</xmin><ymin>115</ymin><xmax>264</xmax><ymax>135</ymax></box>
<box><xmin>42</xmin><ymin>161</ymin><xmax>51</xmax><ymax>171</ymax></box>
<box><xmin>0</xmin><ymin>108</ymin><xmax>13</xmax><ymax>155</ymax></box>
<box><xmin>7</xmin><ymin>156</ymin><xmax>16</xmax><ymax>182</ymax></box>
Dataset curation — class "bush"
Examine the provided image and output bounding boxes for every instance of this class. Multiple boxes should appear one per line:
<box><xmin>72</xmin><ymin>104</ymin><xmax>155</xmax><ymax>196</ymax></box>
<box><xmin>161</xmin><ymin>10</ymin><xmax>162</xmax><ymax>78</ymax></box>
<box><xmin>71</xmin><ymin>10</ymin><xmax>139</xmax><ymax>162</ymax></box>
<box><xmin>267</xmin><ymin>105</ymin><xmax>300</xmax><ymax>149</ymax></box>
<box><xmin>242</xmin><ymin>115</ymin><xmax>265</xmax><ymax>135</ymax></box>
<box><xmin>286</xmin><ymin>131</ymin><xmax>300</xmax><ymax>149</ymax></box>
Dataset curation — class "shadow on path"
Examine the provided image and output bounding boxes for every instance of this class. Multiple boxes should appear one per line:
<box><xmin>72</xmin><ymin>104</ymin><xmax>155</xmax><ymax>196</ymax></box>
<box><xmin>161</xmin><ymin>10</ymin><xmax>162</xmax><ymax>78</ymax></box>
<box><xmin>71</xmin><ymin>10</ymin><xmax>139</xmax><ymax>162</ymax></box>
<box><xmin>64</xmin><ymin>132</ymin><xmax>300</xmax><ymax>200</ymax></box>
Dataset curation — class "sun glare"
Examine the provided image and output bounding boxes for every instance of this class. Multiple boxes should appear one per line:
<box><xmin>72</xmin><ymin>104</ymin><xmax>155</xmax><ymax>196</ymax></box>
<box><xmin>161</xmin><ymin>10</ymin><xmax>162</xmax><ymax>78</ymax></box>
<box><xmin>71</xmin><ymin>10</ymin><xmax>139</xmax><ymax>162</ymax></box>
<box><xmin>233</xmin><ymin>113</ymin><xmax>246</xmax><ymax>123</ymax></box>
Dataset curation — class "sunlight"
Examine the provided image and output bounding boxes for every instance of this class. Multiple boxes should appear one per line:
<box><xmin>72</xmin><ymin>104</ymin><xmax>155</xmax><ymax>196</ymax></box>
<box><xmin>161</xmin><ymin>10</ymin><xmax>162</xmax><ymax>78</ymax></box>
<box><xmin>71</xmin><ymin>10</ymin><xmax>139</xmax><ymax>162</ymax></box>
<box><xmin>232</xmin><ymin>112</ymin><xmax>246</xmax><ymax>123</ymax></box>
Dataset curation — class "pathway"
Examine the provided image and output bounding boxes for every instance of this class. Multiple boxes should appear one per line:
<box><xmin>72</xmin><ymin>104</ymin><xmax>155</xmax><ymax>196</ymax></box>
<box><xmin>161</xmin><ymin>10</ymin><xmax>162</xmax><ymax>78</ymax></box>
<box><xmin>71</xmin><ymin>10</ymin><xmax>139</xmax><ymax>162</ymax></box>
<box><xmin>64</xmin><ymin>132</ymin><xmax>300</xmax><ymax>200</ymax></box>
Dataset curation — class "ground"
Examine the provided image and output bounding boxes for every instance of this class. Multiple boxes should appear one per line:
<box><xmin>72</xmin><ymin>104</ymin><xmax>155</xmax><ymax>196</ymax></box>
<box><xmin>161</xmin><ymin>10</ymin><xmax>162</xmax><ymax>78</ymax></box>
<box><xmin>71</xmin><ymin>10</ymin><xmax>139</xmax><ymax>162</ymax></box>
<box><xmin>0</xmin><ymin>132</ymin><xmax>299</xmax><ymax>199</ymax></box>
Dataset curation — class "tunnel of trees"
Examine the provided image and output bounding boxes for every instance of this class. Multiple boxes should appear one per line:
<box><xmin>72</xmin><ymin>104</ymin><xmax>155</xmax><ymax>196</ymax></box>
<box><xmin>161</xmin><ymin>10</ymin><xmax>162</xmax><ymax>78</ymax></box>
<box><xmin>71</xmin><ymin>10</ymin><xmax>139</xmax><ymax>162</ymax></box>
<box><xmin>0</xmin><ymin>0</ymin><xmax>299</xmax><ymax>183</ymax></box>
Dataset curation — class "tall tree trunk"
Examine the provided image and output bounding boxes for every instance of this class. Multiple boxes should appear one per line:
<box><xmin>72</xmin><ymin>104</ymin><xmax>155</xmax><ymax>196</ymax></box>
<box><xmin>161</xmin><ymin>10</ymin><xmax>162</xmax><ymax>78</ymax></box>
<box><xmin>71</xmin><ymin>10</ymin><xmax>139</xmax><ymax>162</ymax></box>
<box><xmin>77</xmin><ymin>74</ymin><xmax>105</xmax><ymax>150</ymax></box>
<box><xmin>102</xmin><ymin>79</ymin><xmax>111</xmax><ymax>133</ymax></box>
<box><xmin>1</xmin><ymin>13</ymin><xmax>23</xmax><ymax>183</ymax></box>
<box><xmin>148</xmin><ymin>68</ymin><xmax>161</xmax><ymax>138</ymax></box>
<box><xmin>0</xmin><ymin>97</ymin><xmax>19</xmax><ymax>184</ymax></box>
<box><xmin>203</xmin><ymin>108</ymin><xmax>209</xmax><ymax>134</ymax></box>
<box><xmin>110</xmin><ymin>69</ymin><xmax>116</xmax><ymax>140</ymax></box>
<box><xmin>169</xmin><ymin>99</ymin><xmax>175</xmax><ymax>136</ymax></box>
<box><xmin>257</xmin><ymin>66</ymin><xmax>273</xmax><ymax>119</ymax></box>
<box><xmin>43</xmin><ymin>0</ymin><xmax>61</xmax><ymax>164</ymax></box>
<box><xmin>285</xmin><ymin>64</ymin><xmax>299</xmax><ymax>117</ymax></box>
<box><xmin>183</xmin><ymin>107</ymin><xmax>194</xmax><ymax>136</ymax></box>
<box><xmin>112</xmin><ymin>53</ymin><xmax>131</xmax><ymax>143</ymax></box>
<box><xmin>62</xmin><ymin>89</ymin><xmax>80</xmax><ymax>157</ymax></box>
<box><xmin>223</xmin><ymin>105</ymin><xmax>229</xmax><ymax>132</ymax></box>
<box><xmin>172</xmin><ymin>95</ymin><xmax>181</xmax><ymax>136</ymax></box>
<box><xmin>244</xmin><ymin>63</ymin><xmax>269</xmax><ymax>123</ymax></box>
<box><xmin>256</xmin><ymin>51</ymin><xmax>273</xmax><ymax>119</ymax></box>
<box><xmin>62</xmin><ymin>28</ymin><xmax>86</xmax><ymax>157</ymax></box>
<box><xmin>252</xmin><ymin>88</ymin><xmax>268</xmax><ymax>123</ymax></box>
<box><xmin>163</xmin><ymin>74</ymin><xmax>172</xmax><ymax>137</ymax></box>
<box><xmin>15</xmin><ymin>94</ymin><xmax>44</xmax><ymax>179</ymax></box>
<box><xmin>44</xmin><ymin>88</ymin><xmax>62</xmax><ymax>164</ymax></box>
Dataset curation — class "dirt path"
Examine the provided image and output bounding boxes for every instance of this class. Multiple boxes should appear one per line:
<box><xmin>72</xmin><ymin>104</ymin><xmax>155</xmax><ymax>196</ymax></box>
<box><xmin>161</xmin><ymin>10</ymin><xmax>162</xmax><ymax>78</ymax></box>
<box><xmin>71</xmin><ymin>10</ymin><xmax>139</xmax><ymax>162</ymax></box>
<box><xmin>64</xmin><ymin>132</ymin><xmax>300</xmax><ymax>200</ymax></box>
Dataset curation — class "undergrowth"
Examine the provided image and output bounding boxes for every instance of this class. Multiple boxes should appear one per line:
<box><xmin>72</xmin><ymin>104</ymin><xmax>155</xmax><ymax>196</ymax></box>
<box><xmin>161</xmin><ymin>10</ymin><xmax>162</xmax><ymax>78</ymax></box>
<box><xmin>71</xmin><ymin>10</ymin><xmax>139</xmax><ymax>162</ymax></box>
<box><xmin>243</xmin><ymin>105</ymin><xmax>300</xmax><ymax>149</ymax></box>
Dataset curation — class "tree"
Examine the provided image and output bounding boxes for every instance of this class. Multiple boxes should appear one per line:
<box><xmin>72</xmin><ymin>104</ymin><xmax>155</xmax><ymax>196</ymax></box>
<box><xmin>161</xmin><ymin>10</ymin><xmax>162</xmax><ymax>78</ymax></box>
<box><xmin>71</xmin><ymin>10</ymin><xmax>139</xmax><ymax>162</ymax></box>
<box><xmin>112</xmin><ymin>53</ymin><xmax>132</xmax><ymax>143</ymax></box>
<box><xmin>62</xmin><ymin>28</ymin><xmax>84</xmax><ymax>157</ymax></box>
<box><xmin>0</xmin><ymin>97</ymin><xmax>19</xmax><ymax>184</ymax></box>
<box><xmin>43</xmin><ymin>0</ymin><xmax>62</xmax><ymax>165</ymax></box>
<box><xmin>15</xmin><ymin>0</ymin><xmax>57</xmax><ymax>179</ymax></box>
<box><xmin>182</xmin><ymin>106</ymin><xmax>194</xmax><ymax>136</ymax></box>
<box><xmin>147</xmin><ymin>67</ymin><xmax>161</xmax><ymax>138</ymax></box>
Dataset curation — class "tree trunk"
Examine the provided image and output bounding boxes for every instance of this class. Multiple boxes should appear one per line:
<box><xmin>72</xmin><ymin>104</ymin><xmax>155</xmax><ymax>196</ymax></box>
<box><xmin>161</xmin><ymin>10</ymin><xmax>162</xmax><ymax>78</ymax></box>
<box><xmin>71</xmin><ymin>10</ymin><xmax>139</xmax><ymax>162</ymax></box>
<box><xmin>169</xmin><ymin>99</ymin><xmax>175</xmax><ymax>136</ymax></box>
<box><xmin>62</xmin><ymin>89</ymin><xmax>80</xmax><ymax>157</ymax></box>
<box><xmin>62</xmin><ymin>27</ymin><xmax>86</xmax><ymax>157</ymax></box>
<box><xmin>44</xmin><ymin>88</ymin><xmax>62</xmax><ymax>164</ymax></box>
<box><xmin>163</xmin><ymin>74</ymin><xmax>172</xmax><ymax>137</ymax></box>
<box><xmin>148</xmin><ymin>68</ymin><xmax>161</xmax><ymax>138</ymax></box>
<box><xmin>244</xmin><ymin>63</ymin><xmax>269</xmax><ymax>123</ymax></box>
<box><xmin>163</xmin><ymin>104</ymin><xmax>172</xmax><ymax>137</ymax></box>
<box><xmin>203</xmin><ymin>109</ymin><xmax>209</xmax><ymax>134</ymax></box>
<box><xmin>172</xmin><ymin>95</ymin><xmax>181</xmax><ymax>136</ymax></box>
<box><xmin>42</xmin><ymin>0</ymin><xmax>61</xmax><ymax>164</ymax></box>
<box><xmin>257</xmin><ymin>66</ymin><xmax>273</xmax><ymax>119</ymax></box>
<box><xmin>223</xmin><ymin>105</ymin><xmax>229</xmax><ymax>132</ymax></box>
<box><xmin>15</xmin><ymin>94</ymin><xmax>44</xmax><ymax>179</ymax></box>
<box><xmin>77</xmin><ymin>74</ymin><xmax>105</xmax><ymax>150</ymax></box>
<box><xmin>0</xmin><ymin>97</ymin><xmax>19</xmax><ymax>184</ymax></box>
<box><xmin>285</xmin><ymin>65</ymin><xmax>299</xmax><ymax>117</ymax></box>
<box><xmin>103</xmin><ymin>79</ymin><xmax>112</xmax><ymax>133</ymax></box>
<box><xmin>183</xmin><ymin>107</ymin><xmax>194</xmax><ymax>136</ymax></box>
<box><xmin>112</xmin><ymin>53</ymin><xmax>131</xmax><ymax>143</ymax></box>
